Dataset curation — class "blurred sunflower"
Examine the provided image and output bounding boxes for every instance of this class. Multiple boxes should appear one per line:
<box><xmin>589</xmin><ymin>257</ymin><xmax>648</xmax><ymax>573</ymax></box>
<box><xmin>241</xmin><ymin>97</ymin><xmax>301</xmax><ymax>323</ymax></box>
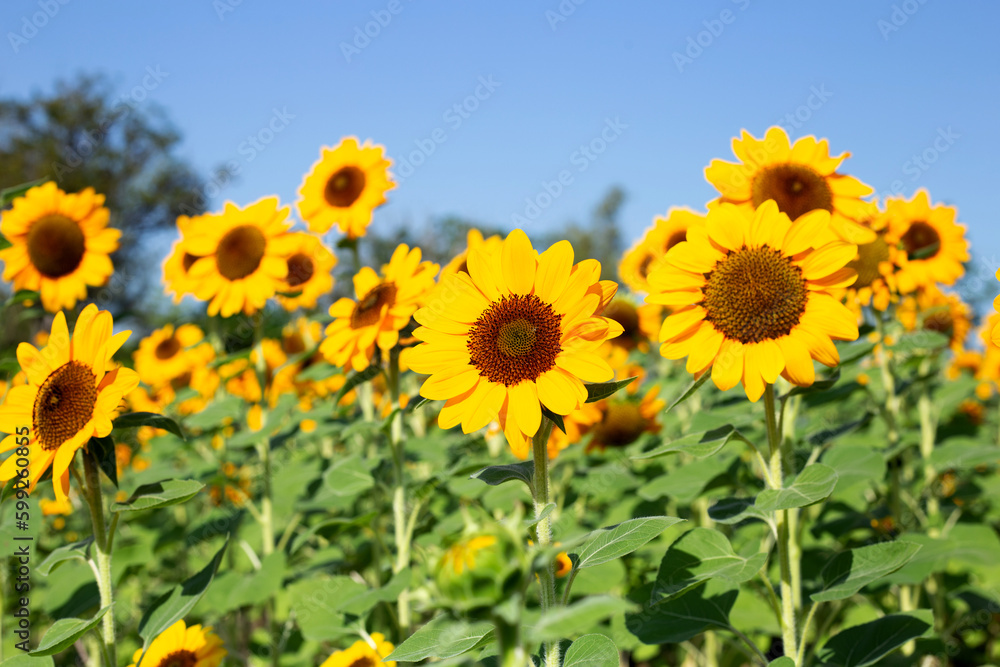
<box><xmin>546</xmin><ymin>401</ymin><xmax>603</xmax><ymax>459</ymax></box>
<box><xmin>133</xmin><ymin>323</ymin><xmax>215</xmax><ymax>387</ymax></box>
<box><xmin>897</xmin><ymin>286</ymin><xmax>972</xmax><ymax>352</ymax></box>
<box><xmin>843</xmin><ymin>204</ymin><xmax>900</xmax><ymax>314</ymax></box>
<box><xmin>0</xmin><ymin>305</ymin><xmax>138</xmax><ymax>502</ymax></box>
<box><xmin>275</xmin><ymin>232</ymin><xmax>337</xmax><ymax>311</ymax></box>
<box><xmin>320</xmin><ymin>633</ymin><xmax>396</xmax><ymax>667</ymax></box>
<box><xmin>0</xmin><ymin>182</ymin><xmax>119</xmax><ymax>312</ymax></box>
<box><xmin>601</xmin><ymin>298</ymin><xmax>650</xmax><ymax>352</ymax></box>
<box><xmin>705</xmin><ymin>127</ymin><xmax>876</xmax><ymax>244</ymax></box>
<box><xmin>163</xmin><ymin>213</ymin><xmax>208</xmax><ymax>303</ymax></box>
<box><xmin>441</xmin><ymin>228</ymin><xmax>504</xmax><ymax>279</ymax></box>
<box><xmin>619</xmin><ymin>208</ymin><xmax>704</xmax><ymax>293</ymax></box>
<box><xmin>586</xmin><ymin>386</ymin><xmax>665</xmax><ymax>453</ymax></box>
<box><xmin>885</xmin><ymin>190</ymin><xmax>968</xmax><ymax>294</ymax></box>
<box><xmin>408</xmin><ymin>229</ymin><xmax>624</xmax><ymax>458</ymax></box>
<box><xmin>126</xmin><ymin>620</ymin><xmax>226</xmax><ymax>667</ymax></box>
<box><xmin>441</xmin><ymin>535</ymin><xmax>498</xmax><ymax>574</ymax></box>
<box><xmin>183</xmin><ymin>197</ymin><xmax>297</xmax><ymax>317</ymax></box>
<box><xmin>321</xmin><ymin>244</ymin><xmax>439</xmax><ymax>372</ymax></box>
<box><xmin>647</xmin><ymin>201</ymin><xmax>858</xmax><ymax>401</ymax></box>
<box><xmin>298</xmin><ymin>137</ymin><xmax>395</xmax><ymax>238</ymax></box>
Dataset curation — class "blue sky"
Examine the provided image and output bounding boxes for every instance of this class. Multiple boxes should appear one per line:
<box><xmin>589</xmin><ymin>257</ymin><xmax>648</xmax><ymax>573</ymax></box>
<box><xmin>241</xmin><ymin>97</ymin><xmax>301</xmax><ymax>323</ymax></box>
<box><xmin>1</xmin><ymin>0</ymin><xmax>998</xmax><ymax>293</ymax></box>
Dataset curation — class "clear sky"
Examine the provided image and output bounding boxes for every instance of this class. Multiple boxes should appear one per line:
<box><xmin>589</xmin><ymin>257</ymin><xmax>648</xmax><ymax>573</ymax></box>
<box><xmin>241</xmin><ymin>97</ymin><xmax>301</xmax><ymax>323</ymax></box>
<box><xmin>1</xmin><ymin>0</ymin><xmax>998</xmax><ymax>295</ymax></box>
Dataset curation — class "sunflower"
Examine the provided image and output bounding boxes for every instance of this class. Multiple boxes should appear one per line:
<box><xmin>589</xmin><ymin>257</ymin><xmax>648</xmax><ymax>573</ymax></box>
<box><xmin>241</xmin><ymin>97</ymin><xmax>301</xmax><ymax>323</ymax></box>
<box><xmin>546</xmin><ymin>401</ymin><xmax>603</xmax><ymax>459</ymax></box>
<box><xmin>321</xmin><ymin>244</ymin><xmax>439</xmax><ymax>372</ymax></box>
<box><xmin>441</xmin><ymin>228</ymin><xmax>505</xmax><ymax>279</ymax></box>
<box><xmin>298</xmin><ymin>137</ymin><xmax>395</xmax><ymax>238</ymax></box>
<box><xmin>441</xmin><ymin>535</ymin><xmax>498</xmax><ymax>574</ymax></box>
<box><xmin>275</xmin><ymin>232</ymin><xmax>337</xmax><ymax>311</ymax></box>
<box><xmin>408</xmin><ymin>229</ymin><xmax>624</xmax><ymax>458</ymax></box>
<box><xmin>156</xmin><ymin>365</ymin><xmax>220</xmax><ymax>416</ymax></box>
<box><xmin>897</xmin><ymin>287</ymin><xmax>972</xmax><ymax>352</ymax></box>
<box><xmin>163</xmin><ymin>213</ymin><xmax>208</xmax><ymax>304</ymax></box>
<box><xmin>647</xmin><ymin>201</ymin><xmax>859</xmax><ymax>402</ymax></box>
<box><xmin>587</xmin><ymin>386</ymin><xmax>665</xmax><ymax>453</ymax></box>
<box><xmin>0</xmin><ymin>305</ymin><xmax>138</xmax><ymax>501</ymax></box>
<box><xmin>601</xmin><ymin>298</ymin><xmax>650</xmax><ymax>352</ymax></box>
<box><xmin>885</xmin><ymin>190</ymin><xmax>969</xmax><ymax>294</ymax></box>
<box><xmin>134</xmin><ymin>324</ymin><xmax>215</xmax><ymax>387</ymax></box>
<box><xmin>126</xmin><ymin>620</ymin><xmax>226</xmax><ymax>667</ymax></box>
<box><xmin>705</xmin><ymin>127</ymin><xmax>877</xmax><ymax>245</ymax></box>
<box><xmin>0</xmin><ymin>182</ymin><xmax>119</xmax><ymax>312</ymax></box>
<box><xmin>320</xmin><ymin>633</ymin><xmax>396</xmax><ymax>667</ymax></box>
<box><xmin>843</xmin><ymin>203</ymin><xmax>901</xmax><ymax>314</ymax></box>
<box><xmin>619</xmin><ymin>209</ymin><xmax>705</xmax><ymax>294</ymax></box>
<box><xmin>183</xmin><ymin>198</ymin><xmax>297</xmax><ymax>317</ymax></box>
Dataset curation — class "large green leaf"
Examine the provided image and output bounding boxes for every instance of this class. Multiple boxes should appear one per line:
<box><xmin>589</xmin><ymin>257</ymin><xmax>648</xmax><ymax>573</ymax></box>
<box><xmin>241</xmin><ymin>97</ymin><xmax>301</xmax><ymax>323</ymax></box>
<box><xmin>322</xmin><ymin>455</ymin><xmax>374</xmax><ymax>498</ymax></box>
<box><xmin>929</xmin><ymin>439</ymin><xmax>1000</xmax><ymax>471</ymax></box>
<box><xmin>86</xmin><ymin>435</ymin><xmax>118</xmax><ymax>488</ymax></box>
<box><xmin>288</xmin><ymin>576</ymin><xmax>367</xmax><ymax>641</ymax></box>
<box><xmin>755</xmin><ymin>464</ymin><xmax>838</xmax><ymax>512</ymax></box>
<box><xmin>1</xmin><ymin>179</ymin><xmax>47</xmax><ymax>205</ymax></box>
<box><xmin>112</xmin><ymin>411</ymin><xmax>184</xmax><ymax>440</ymax></box>
<box><xmin>0</xmin><ymin>656</ymin><xmax>54</xmax><ymax>667</ymax></box>
<box><xmin>529</xmin><ymin>596</ymin><xmax>636</xmax><ymax>642</ymax></box>
<box><xmin>29</xmin><ymin>606</ymin><xmax>112</xmax><ymax>656</ymax></box>
<box><xmin>227</xmin><ymin>552</ymin><xmax>287</xmax><ymax>609</ymax></box>
<box><xmin>812</xmin><ymin>541</ymin><xmax>922</xmax><ymax>602</ymax></box>
<box><xmin>111</xmin><ymin>479</ymin><xmax>204</xmax><ymax>513</ymax></box>
<box><xmin>37</xmin><ymin>538</ymin><xmax>93</xmax><ymax>576</ymax></box>
<box><xmin>585</xmin><ymin>377</ymin><xmax>638</xmax><ymax>403</ymax></box>
<box><xmin>822</xmin><ymin>444</ymin><xmax>885</xmax><ymax>492</ymax></box>
<box><xmin>632</xmin><ymin>426</ymin><xmax>738</xmax><ymax>460</ymax></box>
<box><xmin>574</xmin><ymin>517</ymin><xmax>684</xmax><ymax>569</ymax></box>
<box><xmin>816</xmin><ymin>611</ymin><xmax>933</xmax><ymax>666</ymax></box>
<box><xmin>562</xmin><ymin>634</ymin><xmax>619</xmax><ymax>667</ymax></box>
<box><xmin>652</xmin><ymin>528</ymin><xmax>766</xmax><ymax>601</ymax></box>
<box><xmin>667</xmin><ymin>373</ymin><xmax>711</xmax><ymax>411</ymax></box>
<box><xmin>471</xmin><ymin>461</ymin><xmax>534</xmax><ymax>489</ymax></box>
<box><xmin>708</xmin><ymin>498</ymin><xmax>771</xmax><ymax>526</ymax></box>
<box><xmin>385</xmin><ymin>616</ymin><xmax>494</xmax><ymax>662</ymax></box>
<box><xmin>626</xmin><ymin>579</ymin><xmax>737</xmax><ymax>644</ymax></box>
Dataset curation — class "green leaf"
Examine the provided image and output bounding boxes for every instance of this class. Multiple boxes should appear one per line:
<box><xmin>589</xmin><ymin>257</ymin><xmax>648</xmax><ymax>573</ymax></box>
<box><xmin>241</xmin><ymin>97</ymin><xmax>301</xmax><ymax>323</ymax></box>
<box><xmin>227</xmin><ymin>552</ymin><xmax>287</xmax><ymax>608</ymax></box>
<box><xmin>0</xmin><ymin>657</ymin><xmax>54</xmax><ymax>667</ymax></box>
<box><xmin>138</xmin><ymin>540</ymin><xmax>228</xmax><ymax>647</ymax></box>
<box><xmin>408</xmin><ymin>397</ymin><xmax>431</xmax><ymax>412</ymax></box>
<box><xmin>667</xmin><ymin>373</ymin><xmax>711</xmax><ymax>411</ymax></box>
<box><xmin>812</xmin><ymin>541</ymin><xmax>922</xmax><ymax>602</ymax></box>
<box><xmin>0</xmin><ymin>235</ymin><xmax>9</xmax><ymax>252</ymax></box>
<box><xmin>530</xmin><ymin>596</ymin><xmax>637</xmax><ymax>642</ymax></box>
<box><xmin>321</xmin><ymin>455</ymin><xmax>374</xmax><ymax>498</ymax></box>
<box><xmin>575</xmin><ymin>517</ymin><xmax>684</xmax><ymax>569</ymax></box>
<box><xmin>708</xmin><ymin>498</ymin><xmax>771</xmax><ymax>526</ymax></box>
<box><xmin>385</xmin><ymin>616</ymin><xmax>494</xmax><ymax>662</ymax></box>
<box><xmin>295</xmin><ymin>360</ymin><xmax>339</xmax><ymax>382</ymax></box>
<box><xmin>769</xmin><ymin>659</ymin><xmax>796</xmax><ymax>667</ymax></box>
<box><xmin>822</xmin><ymin>444</ymin><xmax>885</xmax><ymax>492</ymax></box>
<box><xmin>626</xmin><ymin>579</ymin><xmax>737</xmax><ymax>644</ymax></box>
<box><xmin>807</xmin><ymin>413</ymin><xmax>873</xmax><ymax>448</ymax></box>
<box><xmin>816</xmin><ymin>611</ymin><xmax>933</xmax><ymax>666</ymax></box>
<box><xmin>288</xmin><ymin>576</ymin><xmax>368</xmax><ymax>641</ymax></box>
<box><xmin>86</xmin><ymin>435</ymin><xmax>118</xmax><ymax>488</ymax></box>
<box><xmin>892</xmin><ymin>331</ymin><xmax>950</xmax><ymax>354</ymax></box>
<box><xmin>470</xmin><ymin>461</ymin><xmax>534</xmax><ymax>489</ymax></box>
<box><xmin>526</xmin><ymin>503</ymin><xmax>556</xmax><ymax>528</ymax></box>
<box><xmin>30</xmin><ymin>606</ymin><xmax>112</xmax><ymax>656</ymax></box>
<box><xmin>755</xmin><ymin>464</ymin><xmax>838</xmax><ymax>512</ymax></box>
<box><xmin>652</xmin><ymin>528</ymin><xmax>767</xmax><ymax>601</ymax></box>
<box><xmin>542</xmin><ymin>406</ymin><xmax>566</xmax><ymax>433</ymax></box>
<box><xmin>1</xmin><ymin>178</ymin><xmax>47</xmax><ymax>205</ymax></box>
<box><xmin>837</xmin><ymin>341</ymin><xmax>877</xmax><ymax>366</ymax></box>
<box><xmin>785</xmin><ymin>369</ymin><xmax>840</xmax><ymax>397</ymax></box>
<box><xmin>562</xmin><ymin>634</ymin><xmax>619</xmax><ymax>667</ymax></box>
<box><xmin>334</xmin><ymin>364</ymin><xmax>382</xmax><ymax>404</ymax></box>
<box><xmin>585</xmin><ymin>377</ymin><xmax>638</xmax><ymax>403</ymax></box>
<box><xmin>632</xmin><ymin>425</ymin><xmax>737</xmax><ymax>460</ymax></box>
<box><xmin>111</xmin><ymin>479</ymin><xmax>204</xmax><ymax>513</ymax></box>
<box><xmin>929</xmin><ymin>438</ymin><xmax>1000</xmax><ymax>470</ymax></box>
<box><xmin>5</xmin><ymin>290</ymin><xmax>38</xmax><ymax>306</ymax></box>
<box><xmin>112</xmin><ymin>411</ymin><xmax>184</xmax><ymax>440</ymax></box>
<box><xmin>37</xmin><ymin>538</ymin><xmax>93</xmax><ymax>576</ymax></box>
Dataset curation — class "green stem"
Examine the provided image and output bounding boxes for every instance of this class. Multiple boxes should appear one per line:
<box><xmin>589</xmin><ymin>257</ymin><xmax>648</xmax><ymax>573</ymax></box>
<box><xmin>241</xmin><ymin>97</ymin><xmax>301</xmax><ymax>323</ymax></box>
<box><xmin>875</xmin><ymin>311</ymin><xmax>904</xmax><ymax>524</ymax></box>
<box><xmin>256</xmin><ymin>439</ymin><xmax>274</xmax><ymax>556</ymax></box>
<box><xmin>796</xmin><ymin>603</ymin><xmax>820</xmax><ymax>665</ymax></box>
<box><xmin>388</xmin><ymin>346</ymin><xmax>412</xmax><ymax>635</ymax></box>
<box><xmin>82</xmin><ymin>454</ymin><xmax>116</xmax><ymax>667</ymax></box>
<box><xmin>917</xmin><ymin>356</ymin><xmax>940</xmax><ymax>525</ymax></box>
<box><xmin>531</xmin><ymin>418</ymin><xmax>559</xmax><ymax>667</ymax></box>
<box><xmin>765</xmin><ymin>385</ymin><xmax>798</xmax><ymax>661</ymax></box>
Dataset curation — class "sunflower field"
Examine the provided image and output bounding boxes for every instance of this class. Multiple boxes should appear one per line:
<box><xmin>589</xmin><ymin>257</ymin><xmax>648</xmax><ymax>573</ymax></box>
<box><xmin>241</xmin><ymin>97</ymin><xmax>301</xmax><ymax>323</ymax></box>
<box><xmin>0</xmin><ymin>126</ymin><xmax>998</xmax><ymax>667</ymax></box>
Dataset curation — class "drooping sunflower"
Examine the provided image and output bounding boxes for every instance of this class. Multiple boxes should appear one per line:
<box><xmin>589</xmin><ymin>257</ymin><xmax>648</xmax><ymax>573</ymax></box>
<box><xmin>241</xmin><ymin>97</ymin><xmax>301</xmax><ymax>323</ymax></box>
<box><xmin>163</xmin><ymin>213</ymin><xmax>208</xmax><ymax>304</ymax></box>
<box><xmin>133</xmin><ymin>323</ymin><xmax>215</xmax><ymax>387</ymax></box>
<box><xmin>320</xmin><ymin>633</ymin><xmax>396</xmax><ymax>667</ymax></box>
<box><xmin>441</xmin><ymin>228</ymin><xmax>505</xmax><ymax>279</ymax></box>
<box><xmin>843</xmin><ymin>203</ymin><xmax>901</xmax><ymax>314</ymax></box>
<box><xmin>884</xmin><ymin>190</ymin><xmax>969</xmax><ymax>294</ymax></box>
<box><xmin>647</xmin><ymin>200</ymin><xmax>859</xmax><ymax>401</ymax></box>
<box><xmin>0</xmin><ymin>305</ymin><xmax>139</xmax><ymax>501</ymax></box>
<box><xmin>126</xmin><ymin>620</ymin><xmax>226</xmax><ymax>667</ymax></box>
<box><xmin>183</xmin><ymin>197</ymin><xmax>298</xmax><ymax>317</ymax></box>
<box><xmin>321</xmin><ymin>244</ymin><xmax>439</xmax><ymax>372</ymax></box>
<box><xmin>275</xmin><ymin>232</ymin><xmax>337</xmax><ymax>311</ymax></box>
<box><xmin>619</xmin><ymin>208</ymin><xmax>705</xmax><ymax>294</ymax></box>
<box><xmin>0</xmin><ymin>182</ymin><xmax>120</xmax><ymax>312</ymax></box>
<box><xmin>897</xmin><ymin>286</ymin><xmax>972</xmax><ymax>352</ymax></box>
<box><xmin>705</xmin><ymin>126</ymin><xmax>877</xmax><ymax>244</ymax></box>
<box><xmin>297</xmin><ymin>137</ymin><xmax>395</xmax><ymax>238</ymax></box>
<box><xmin>408</xmin><ymin>229</ymin><xmax>624</xmax><ymax>458</ymax></box>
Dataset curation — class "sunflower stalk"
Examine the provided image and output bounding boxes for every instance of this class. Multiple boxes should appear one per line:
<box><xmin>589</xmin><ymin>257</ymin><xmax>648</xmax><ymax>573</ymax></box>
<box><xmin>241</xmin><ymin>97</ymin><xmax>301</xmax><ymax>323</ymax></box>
<box><xmin>874</xmin><ymin>310</ymin><xmax>904</xmax><ymax>525</ymax></box>
<box><xmin>388</xmin><ymin>345</ymin><xmax>412</xmax><ymax>635</ymax></box>
<box><xmin>917</xmin><ymin>356</ymin><xmax>940</xmax><ymax>525</ymax></box>
<box><xmin>81</xmin><ymin>452</ymin><xmax>116</xmax><ymax>667</ymax></box>
<box><xmin>530</xmin><ymin>417</ymin><xmax>559</xmax><ymax>667</ymax></box>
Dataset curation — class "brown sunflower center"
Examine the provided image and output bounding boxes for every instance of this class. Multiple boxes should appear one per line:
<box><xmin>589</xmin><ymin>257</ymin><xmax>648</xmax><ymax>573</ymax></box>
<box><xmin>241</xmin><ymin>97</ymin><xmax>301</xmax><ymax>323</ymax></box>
<box><xmin>923</xmin><ymin>308</ymin><xmax>954</xmax><ymax>338</ymax></box>
<box><xmin>637</xmin><ymin>253</ymin><xmax>655</xmax><ymax>279</ymax></box>
<box><xmin>900</xmin><ymin>221</ymin><xmax>941</xmax><ymax>260</ymax></box>
<box><xmin>155</xmin><ymin>336</ymin><xmax>182</xmax><ymax>360</ymax></box>
<box><xmin>182</xmin><ymin>253</ymin><xmax>200</xmax><ymax>272</ymax></box>
<box><xmin>702</xmin><ymin>245</ymin><xmax>808</xmax><ymax>344</ymax></box>
<box><xmin>468</xmin><ymin>294</ymin><xmax>563</xmax><ymax>386</ymax></box>
<box><xmin>751</xmin><ymin>163</ymin><xmax>834</xmax><ymax>220</ymax></box>
<box><xmin>351</xmin><ymin>283</ymin><xmax>397</xmax><ymax>329</ymax></box>
<box><xmin>156</xmin><ymin>650</ymin><xmax>198</xmax><ymax>667</ymax></box>
<box><xmin>285</xmin><ymin>253</ymin><xmax>315</xmax><ymax>287</ymax></box>
<box><xmin>846</xmin><ymin>235</ymin><xmax>890</xmax><ymax>289</ymax></box>
<box><xmin>666</xmin><ymin>230</ymin><xmax>687</xmax><ymax>250</ymax></box>
<box><xmin>171</xmin><ymin>371</ymin><xmax>192</xmax><ymax>390</ymax></box>
<box><xmin>216</xmin><ymin>225</ymin><xmax>266</xmax><ymax>280</ymax></box>
<box><xmin>324</xmin><ymin>166</ymin><xmax>367</xmax><ymax>208</ymax></box>
<box><xmin>345</xmin><ymin>658</ymin><xmax>376</xmax><ymax>667</ymax></box>
<box><xmin>283</xmin><ymin>332</ymin><xmax>307</xmax><ymax>355</ymax></box>
<box><xmin>32</xmin><ymin>360</ymin><xmax>97</xmax><ymax>451</ymax></box>
<box><xmin>603</xmin><ymin>300</ymin><xmax>640</xmax><ymax>349</ymax></box>
<box><xmin>26</xmin><ymin>214</ymin><xmax>87</xmax><ymax>278</ymax></box>
<box><xmin>593</xmin><ymin>402</ymin><xmax>646</xmax><ymax>448</ymax></box>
